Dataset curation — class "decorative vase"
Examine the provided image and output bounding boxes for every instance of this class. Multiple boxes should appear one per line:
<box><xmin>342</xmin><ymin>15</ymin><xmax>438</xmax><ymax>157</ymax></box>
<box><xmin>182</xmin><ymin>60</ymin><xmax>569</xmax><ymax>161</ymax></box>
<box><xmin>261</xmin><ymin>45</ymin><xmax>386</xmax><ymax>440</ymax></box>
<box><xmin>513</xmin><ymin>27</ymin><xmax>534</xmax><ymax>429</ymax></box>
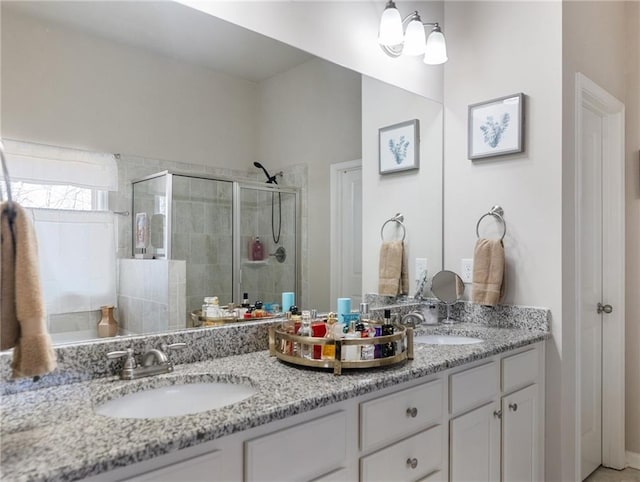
<box><xmin>98</xmin><ymin>305</ymin><xmax>118</xmax><ymax>338</ymax></box>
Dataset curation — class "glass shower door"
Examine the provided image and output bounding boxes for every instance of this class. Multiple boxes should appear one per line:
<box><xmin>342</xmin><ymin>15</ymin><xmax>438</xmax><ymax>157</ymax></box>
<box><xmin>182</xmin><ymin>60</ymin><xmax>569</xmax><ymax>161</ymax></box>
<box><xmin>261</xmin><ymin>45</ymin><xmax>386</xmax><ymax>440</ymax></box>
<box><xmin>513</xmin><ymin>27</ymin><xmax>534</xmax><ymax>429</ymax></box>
<box><xmin>236</xmin><ymin>184</ymin><xmax>299</xmax><ymax>308</ymax></box>
<box><xmin>172</xmin><ymin>175</ymin><xmax>234</xmax><ymax>316</ymax></box>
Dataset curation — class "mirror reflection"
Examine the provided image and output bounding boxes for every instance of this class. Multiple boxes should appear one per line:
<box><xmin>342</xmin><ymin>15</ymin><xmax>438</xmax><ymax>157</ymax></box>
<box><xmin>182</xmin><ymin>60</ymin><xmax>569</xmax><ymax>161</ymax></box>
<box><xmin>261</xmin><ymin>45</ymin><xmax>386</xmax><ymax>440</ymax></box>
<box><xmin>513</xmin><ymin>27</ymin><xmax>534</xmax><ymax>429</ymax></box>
<box><xmin>431</xmin><ymin>270</ymin><xmax>464</xmax><ymax>323</ymax></box>
<box><xmin>1</xmin><ymin>1</ymin><xmax>443</xmax><ymax>345</ymax></box>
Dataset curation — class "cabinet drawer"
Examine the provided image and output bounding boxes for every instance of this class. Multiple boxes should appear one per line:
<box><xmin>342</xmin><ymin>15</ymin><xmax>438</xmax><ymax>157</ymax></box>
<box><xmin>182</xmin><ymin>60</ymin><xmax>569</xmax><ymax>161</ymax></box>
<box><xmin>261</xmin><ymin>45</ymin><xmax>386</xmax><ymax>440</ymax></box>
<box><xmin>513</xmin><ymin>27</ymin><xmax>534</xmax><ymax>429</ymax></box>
<box><xmin>450</xmin><ymin>362</ymin><xmax>498</xmax><ymax>415</ymax></box>
<box><xmin>127</xmin><ymin>450</ymin><xmax>224</xmax><ymax>481</ymax></box>
<box><xmin>360</xmin><ymin>425</ymin><xmax>443</xmax><ymax>482</ymax></box>
<box><xmin>360</xmin><ymin>379</ymin><xmax>444</xmax><ymax>451</ymax></box>
<box><xmin>245</xmin><ymin>411</ymin><xmax>346</xmax><ymax>481</ymax></box>
<box><xmin>502</xmin><ymin>348</ymin><xmax>539</xmax><ymax>393</ymax></box>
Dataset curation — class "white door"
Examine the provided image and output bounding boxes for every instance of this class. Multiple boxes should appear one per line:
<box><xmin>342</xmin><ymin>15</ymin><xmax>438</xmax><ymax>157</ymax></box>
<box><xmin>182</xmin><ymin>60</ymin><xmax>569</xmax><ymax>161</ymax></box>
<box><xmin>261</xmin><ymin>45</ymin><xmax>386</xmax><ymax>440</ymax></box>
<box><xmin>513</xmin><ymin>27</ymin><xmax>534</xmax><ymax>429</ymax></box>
<box><xmin>330</xmin><ymin>161</ymin><xmax>362</xmax><ymax>311</ymax></box>
<box><xmin>450</xmin><ymin>401</ymin><xmax>501</xmax><ymax>482</ymax></box>
<box><xmin>576</xmin><ymin>74</ymin><xmax>626</xmax><ymax>478</ymax></box>
<box><xmin>502</xmin><ymin>384</ymin><xmax>539</xmax><ymax>482</ymax></box>
<box><xmin>580</xmin><ymin>105</ymin><xmax>603</xmax><ymax>480</ymax></box>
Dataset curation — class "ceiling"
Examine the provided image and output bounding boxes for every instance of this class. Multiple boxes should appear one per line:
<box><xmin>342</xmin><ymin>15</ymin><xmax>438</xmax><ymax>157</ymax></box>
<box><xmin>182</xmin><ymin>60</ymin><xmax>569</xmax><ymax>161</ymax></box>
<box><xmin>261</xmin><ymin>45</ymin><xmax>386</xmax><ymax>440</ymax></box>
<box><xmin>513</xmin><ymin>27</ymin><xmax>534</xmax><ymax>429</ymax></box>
<box><xmin>3</xmin><ymin>1</ymin><xmax>313</xmax><ymax>83</ymax></box>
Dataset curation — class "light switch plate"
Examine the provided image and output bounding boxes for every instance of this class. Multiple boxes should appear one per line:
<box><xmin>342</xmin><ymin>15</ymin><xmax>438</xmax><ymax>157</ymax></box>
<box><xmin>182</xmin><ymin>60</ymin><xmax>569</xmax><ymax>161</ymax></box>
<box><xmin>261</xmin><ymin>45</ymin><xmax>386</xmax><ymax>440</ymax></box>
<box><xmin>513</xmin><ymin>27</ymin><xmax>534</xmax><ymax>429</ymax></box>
<box><xmin>461</xmin><ymin>258</ymin><xmax>473</xmax><ymax>283</ymax></box>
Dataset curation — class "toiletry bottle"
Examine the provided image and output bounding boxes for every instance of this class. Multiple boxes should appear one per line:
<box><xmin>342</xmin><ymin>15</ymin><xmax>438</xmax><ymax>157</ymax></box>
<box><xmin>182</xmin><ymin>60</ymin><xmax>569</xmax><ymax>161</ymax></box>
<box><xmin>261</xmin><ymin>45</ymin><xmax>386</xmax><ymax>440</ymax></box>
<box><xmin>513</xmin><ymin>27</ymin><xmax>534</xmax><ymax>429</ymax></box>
<box><xmin>381</xmin><ymin>309</ymin><xmax>395</xmax><ymax>357</ymax></box>
<box><xmin>251</xmin><ymin>236</ymin><xmax>264</xmax><ymax>261</ymax></box>
<box><xmin>298</xmin><ymin>310</ymin><xmax>313</xmax><ymax>359</ymax></box>
<box><xmin>238</xmin><ymin>292</ymin><xmax>250</xmax><ymax>318</ymax></box>
<box><xmin>359</xmin><ymin>303</ymin><xmax>375</xmax><ymax>360</ymax></box>
<box><xmin>202</xmin><ymin>296</ymin><xmax>222</xmax><ymax>319</ymax></box>
<box><xmin>344</xmin><ymin>320</ymin><xmax>360</xmax><ymax>361</ymax></box>
<box><xmin>322</xmin><ymin>313</ymin><xmax>337</xmax><ymax>360</ymax></box>
<box><xmin>374</xmin><ymin>325</ymin><xmax>382</xmax><ymax>358</ymax></box>
<box><xmin>291</xmin><ymin>306</ymin><xmax>302</xmax><ymax>356</ymax></box>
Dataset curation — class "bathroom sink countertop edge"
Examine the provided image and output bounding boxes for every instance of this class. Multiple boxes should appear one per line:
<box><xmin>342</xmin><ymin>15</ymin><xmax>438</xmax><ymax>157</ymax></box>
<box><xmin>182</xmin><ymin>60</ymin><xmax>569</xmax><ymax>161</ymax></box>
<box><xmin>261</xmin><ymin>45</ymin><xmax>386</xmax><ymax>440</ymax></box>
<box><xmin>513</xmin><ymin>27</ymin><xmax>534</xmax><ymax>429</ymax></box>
<box><xmin>0</xmin><ymin>324</ymin><xmax>549</xmax><ymax>482</ymax></box>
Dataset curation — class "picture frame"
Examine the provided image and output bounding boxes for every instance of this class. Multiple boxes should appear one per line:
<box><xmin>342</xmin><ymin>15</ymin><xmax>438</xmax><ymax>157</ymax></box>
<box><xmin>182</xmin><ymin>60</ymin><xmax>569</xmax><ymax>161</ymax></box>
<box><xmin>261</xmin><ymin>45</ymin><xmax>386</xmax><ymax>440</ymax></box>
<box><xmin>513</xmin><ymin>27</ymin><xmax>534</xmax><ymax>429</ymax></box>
<box><xmin>379</xmin><ymin>119</ymin><xmax>420</xmax><ymax>174</ymax></box>
<box><xmin>468</xmin><ymin>93</ymin><xmax>524</xmax><ymax>160</ymax></box>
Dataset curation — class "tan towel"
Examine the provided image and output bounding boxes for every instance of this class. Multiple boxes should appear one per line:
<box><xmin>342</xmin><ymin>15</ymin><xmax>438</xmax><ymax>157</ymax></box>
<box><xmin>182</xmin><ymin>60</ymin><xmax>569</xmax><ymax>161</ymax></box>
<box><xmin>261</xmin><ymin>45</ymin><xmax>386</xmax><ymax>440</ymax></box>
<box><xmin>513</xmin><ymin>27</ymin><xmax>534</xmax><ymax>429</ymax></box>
<box><xmin>378</xmin><ymin>240</ymin><xmax>408</xmax><ymax>296</ymax></box>
<box><xmin>471</xmin><ymin>238</ymin><xmax>506</xmax><ymax>306</ymax></box>
<box><xmin>1</xmin><ymin>202</ymin><xmax>56</xmax><ymax>378</ymax></box>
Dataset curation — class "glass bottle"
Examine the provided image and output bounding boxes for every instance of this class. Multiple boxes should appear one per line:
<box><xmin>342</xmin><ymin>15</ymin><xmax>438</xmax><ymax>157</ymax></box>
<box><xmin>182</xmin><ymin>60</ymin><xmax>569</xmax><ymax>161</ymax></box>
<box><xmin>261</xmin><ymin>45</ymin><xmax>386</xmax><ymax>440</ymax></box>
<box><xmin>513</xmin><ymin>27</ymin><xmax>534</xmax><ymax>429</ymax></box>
<box><xmin>322</xmin><ymin>313</ymin><xmax>338</xmax><ymax>360</ymax></box>
<box><xmin>298</xmin><ymin>310</ymin><xmax>313</xmax><ymax>359</ymax></box>
<box><xmin>381</xmin><ymin>308</ymin><xmax>395</xmax><ymax>357</ymax></box>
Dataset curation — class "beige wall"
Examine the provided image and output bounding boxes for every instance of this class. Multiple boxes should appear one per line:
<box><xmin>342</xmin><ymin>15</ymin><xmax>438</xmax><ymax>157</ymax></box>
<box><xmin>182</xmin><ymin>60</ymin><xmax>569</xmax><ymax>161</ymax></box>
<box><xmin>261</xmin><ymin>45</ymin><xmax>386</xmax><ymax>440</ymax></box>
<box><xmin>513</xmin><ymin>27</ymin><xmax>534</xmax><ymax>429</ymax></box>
<box><xmin>361</xmin><ymin>77</ymin><xmax>443</xmax><ymax>296</ymax></box>
<box><xmin>443</xmin><ymin>1</ymin><xmax>564</xmax><ymax>479</ymax></box>
<box><xmin>624</xmin><ymin>1</ymin><xmax>640</xmax><ymax>458</ymax></box>
<box><xmin>0</xmin><ymin>8</ymin><xmax>259</xmax><ymax>168</ymax></box>
<box><xmin>257</xmin><ymin>58</ymin><xmax>362</xmax><ymax>311</ymax></box>
<box><xmin>562</xmin><ymin>0</ymin><xmax>640</xmax><ymax>464</ymax></box>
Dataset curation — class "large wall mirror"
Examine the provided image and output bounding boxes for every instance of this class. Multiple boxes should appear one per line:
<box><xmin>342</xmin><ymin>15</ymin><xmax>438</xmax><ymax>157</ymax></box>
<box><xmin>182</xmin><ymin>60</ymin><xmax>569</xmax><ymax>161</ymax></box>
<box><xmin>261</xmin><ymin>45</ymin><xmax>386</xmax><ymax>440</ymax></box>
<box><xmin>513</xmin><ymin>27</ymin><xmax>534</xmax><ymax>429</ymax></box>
<box><xmin>0</xmin><ymin>1</ymin><xmax>443</xmax><ymax>345</ymax></box>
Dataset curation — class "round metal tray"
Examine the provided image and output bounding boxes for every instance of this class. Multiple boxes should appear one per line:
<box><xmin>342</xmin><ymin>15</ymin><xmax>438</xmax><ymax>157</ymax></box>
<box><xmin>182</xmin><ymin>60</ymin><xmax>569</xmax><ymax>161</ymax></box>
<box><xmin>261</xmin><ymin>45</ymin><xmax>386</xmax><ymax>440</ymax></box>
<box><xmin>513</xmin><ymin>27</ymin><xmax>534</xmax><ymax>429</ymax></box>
<box><xmin>269</xmin><ymin>323</ymin><xmax>413</xmax><ymax>375</ymax></box>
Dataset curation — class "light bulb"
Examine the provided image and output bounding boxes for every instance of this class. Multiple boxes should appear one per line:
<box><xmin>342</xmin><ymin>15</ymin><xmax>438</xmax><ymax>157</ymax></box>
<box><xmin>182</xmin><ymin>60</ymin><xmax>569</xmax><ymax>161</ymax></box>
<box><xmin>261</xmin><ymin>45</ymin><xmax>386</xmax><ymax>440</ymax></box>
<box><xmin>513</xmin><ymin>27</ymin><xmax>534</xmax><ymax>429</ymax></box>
<box><xmin>378</xmin><ymin>2</ymin><xmax>403</xmax><ymax>46</ymax></box>
<box><xmin>424</xmin><ymin>27</ymin><xmax>448</xmax><ymax>64</ymax></box>
<box><xmin>403</xmin><ymin>16</ymin><xmax>426</xmax><ymax>56</ymax></box>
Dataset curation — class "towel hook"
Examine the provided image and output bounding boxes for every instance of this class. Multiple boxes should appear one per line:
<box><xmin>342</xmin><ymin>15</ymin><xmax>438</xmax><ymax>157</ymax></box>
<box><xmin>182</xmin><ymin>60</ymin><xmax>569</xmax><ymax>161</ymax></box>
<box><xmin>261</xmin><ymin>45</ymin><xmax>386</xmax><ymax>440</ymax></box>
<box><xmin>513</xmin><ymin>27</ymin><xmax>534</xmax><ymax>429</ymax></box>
<box><xmin>476</xmin><ymin>205</ymin><xmax>506</xmax><ymax>241</ymax></box>
<box><xmin>380</xmin><ymin>213</ymin><xmax>406</xmax><ymax>242</ymax></box>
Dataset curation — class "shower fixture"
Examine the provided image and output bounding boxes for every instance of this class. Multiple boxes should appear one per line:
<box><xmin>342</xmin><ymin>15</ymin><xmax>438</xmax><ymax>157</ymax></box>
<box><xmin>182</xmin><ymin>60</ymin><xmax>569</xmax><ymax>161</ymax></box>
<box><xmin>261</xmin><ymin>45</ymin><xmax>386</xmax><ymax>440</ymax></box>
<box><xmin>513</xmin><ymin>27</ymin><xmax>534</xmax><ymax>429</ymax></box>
<box><xmin>253</xmin><ymin>161</ymin><xmax>282</xmax><ymax>185</ymax></box>
<box><xmin>253</xmin><ymin>161</ymin><xmax>283</xmax><ymax>244</ymax></box>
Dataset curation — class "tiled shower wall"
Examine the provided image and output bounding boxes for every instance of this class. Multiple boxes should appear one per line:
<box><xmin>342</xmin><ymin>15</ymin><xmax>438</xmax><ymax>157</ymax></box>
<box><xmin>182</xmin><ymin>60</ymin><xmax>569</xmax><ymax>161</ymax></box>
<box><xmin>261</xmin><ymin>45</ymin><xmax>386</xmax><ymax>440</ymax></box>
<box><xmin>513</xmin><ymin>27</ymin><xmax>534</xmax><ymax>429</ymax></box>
<box><xmin>118</xmin><ymin>259</ymin><xmax>186</xmax><ymax>334</ymax></box>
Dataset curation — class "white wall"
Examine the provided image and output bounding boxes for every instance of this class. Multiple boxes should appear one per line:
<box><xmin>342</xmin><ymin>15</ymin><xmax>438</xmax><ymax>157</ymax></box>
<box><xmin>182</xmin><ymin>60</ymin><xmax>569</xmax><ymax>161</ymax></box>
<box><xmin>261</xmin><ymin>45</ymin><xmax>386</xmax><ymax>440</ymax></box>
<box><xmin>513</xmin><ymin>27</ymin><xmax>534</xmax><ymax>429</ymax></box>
<box><xmin>257</xmin><ymin>58</ymin><xmax>362</xmax><ymax>310</ymax></box>
<box><xmin>362</xmin><ymin>76</ymin><xmax>443</xmax><ymax>295</ymax></box>
<box><xmin>178</xmin><ymin>0</ymin><xmax>444</xmax><ymax>103</ymax></box>
<box><xmin>442</xmin><ymin>1</ymin><xmax>563</xmax><ymax>479</ymax></box>
<box><xmin>1</xmin><ymin>8</ymin><xmax>259</xmax><ymax>167</ymax></box>
<box><xmin>562</xmin><ymin>0</ymin><xmax>640</xmax><ymax>464</ymax></box>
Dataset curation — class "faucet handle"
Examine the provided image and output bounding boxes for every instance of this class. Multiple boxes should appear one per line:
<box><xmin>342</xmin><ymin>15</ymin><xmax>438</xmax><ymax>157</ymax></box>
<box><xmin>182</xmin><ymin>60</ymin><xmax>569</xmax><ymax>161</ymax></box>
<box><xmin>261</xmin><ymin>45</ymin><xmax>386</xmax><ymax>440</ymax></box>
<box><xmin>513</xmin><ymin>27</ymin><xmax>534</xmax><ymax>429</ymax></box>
<box><xmin>161</xmin><ymin>342</ymin><xmax>186</xmax><ymax>353</ymax></box>
<box><xmin>107</xmin><ymin>348</ymin><xmax>137</xmax><ymax>369</ymax></box>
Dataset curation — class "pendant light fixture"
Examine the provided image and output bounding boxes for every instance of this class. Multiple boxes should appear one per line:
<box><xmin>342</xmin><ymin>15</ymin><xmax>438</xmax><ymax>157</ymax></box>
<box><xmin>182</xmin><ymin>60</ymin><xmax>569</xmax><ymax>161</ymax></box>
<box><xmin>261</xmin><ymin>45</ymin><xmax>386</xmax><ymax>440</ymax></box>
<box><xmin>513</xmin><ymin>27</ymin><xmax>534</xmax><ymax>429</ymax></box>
<box><xmin>377</xmin><ymin>0</ymin><xmax>448</xmax><ymax>65</ymax></box>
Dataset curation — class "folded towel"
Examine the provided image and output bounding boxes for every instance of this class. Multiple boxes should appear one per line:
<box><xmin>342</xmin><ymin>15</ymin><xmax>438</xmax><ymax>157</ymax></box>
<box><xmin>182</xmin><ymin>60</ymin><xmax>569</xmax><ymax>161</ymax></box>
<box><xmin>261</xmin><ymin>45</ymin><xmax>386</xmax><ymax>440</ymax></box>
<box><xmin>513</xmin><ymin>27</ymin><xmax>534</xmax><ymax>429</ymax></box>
<box><xmin>1</xmin><ymin>202</ymin><xmax>56</xmax><ymax>378</ymax></box>
<box><xmin>378</xmin><ymin>240</ymin><xmax>408</xmax><ymax>296</ymax></box>
<box><xmin>471</xmin><ymin>238</ymin><xmax>506</xmax><ymax>306</ymax></box>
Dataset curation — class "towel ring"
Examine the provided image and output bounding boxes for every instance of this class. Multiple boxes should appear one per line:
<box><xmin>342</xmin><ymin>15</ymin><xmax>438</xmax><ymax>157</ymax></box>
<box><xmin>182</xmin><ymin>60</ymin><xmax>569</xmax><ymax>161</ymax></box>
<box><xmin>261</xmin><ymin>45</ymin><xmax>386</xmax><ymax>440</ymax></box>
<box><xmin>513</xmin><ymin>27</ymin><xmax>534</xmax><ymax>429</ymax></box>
<box><xmin>380</xmin><ymin>213</ymin><xmax>406</xmax><ymax>241</ymax></box>
<box><xmin>476</xmin><ymin>205</ymin><xmax>507</xmax><ymax>241</ymax></box>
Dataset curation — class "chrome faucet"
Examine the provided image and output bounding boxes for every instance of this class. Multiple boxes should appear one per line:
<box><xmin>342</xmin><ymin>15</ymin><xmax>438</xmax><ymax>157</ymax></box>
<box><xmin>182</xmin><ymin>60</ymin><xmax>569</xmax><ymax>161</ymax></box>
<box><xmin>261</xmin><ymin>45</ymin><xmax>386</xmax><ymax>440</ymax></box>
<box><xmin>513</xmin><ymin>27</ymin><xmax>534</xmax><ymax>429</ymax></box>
<box><xmin>107</xmin><ymin>343</ymin><xmax>186</xmax><ymax>380</ymax></box>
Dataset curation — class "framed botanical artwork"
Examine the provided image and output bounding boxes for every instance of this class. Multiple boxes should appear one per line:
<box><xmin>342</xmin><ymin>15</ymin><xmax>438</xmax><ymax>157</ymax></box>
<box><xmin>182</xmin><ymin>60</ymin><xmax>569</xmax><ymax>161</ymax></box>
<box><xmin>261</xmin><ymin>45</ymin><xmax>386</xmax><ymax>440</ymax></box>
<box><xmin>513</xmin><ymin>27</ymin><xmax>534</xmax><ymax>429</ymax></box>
<box><xmin>468</xmin><ymin>93</ymin><xmax>524</xmax><ymax>160</ymax></box>
<box><xmin>379</xmin><ymin>119</ymin><xmax>420</xmax><ymax>174</ymax></box>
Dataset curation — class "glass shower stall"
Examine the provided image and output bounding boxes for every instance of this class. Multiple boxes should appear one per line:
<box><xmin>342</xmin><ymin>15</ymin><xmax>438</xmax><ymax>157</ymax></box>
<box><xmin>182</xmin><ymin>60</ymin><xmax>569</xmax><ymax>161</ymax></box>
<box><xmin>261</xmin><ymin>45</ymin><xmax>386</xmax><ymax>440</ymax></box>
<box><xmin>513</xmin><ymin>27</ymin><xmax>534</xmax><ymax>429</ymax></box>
<box><xmin>131</xmin><ymin>171</ymin><xmax>300</xmax><ymax>322</ymax></box>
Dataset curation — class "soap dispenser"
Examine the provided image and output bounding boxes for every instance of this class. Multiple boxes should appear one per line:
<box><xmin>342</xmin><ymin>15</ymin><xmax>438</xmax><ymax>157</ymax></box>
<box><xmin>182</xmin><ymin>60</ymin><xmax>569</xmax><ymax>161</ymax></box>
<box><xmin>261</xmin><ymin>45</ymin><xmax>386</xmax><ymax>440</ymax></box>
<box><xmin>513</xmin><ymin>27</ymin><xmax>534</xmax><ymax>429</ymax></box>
<box><xmin>251</xmin><ymin>236</ymin><xmax>264</xmax><ymax>261</ymax></box>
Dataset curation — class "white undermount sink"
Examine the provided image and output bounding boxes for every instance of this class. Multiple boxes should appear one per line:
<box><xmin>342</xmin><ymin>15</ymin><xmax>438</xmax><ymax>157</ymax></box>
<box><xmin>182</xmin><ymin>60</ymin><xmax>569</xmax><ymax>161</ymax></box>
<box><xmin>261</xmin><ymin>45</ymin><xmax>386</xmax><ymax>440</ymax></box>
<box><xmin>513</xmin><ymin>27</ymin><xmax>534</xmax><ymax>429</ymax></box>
<box><xmin>413</xmin><ymin>334</ymin><xmax>484</xmax><ymax>345</ymax></box>
<box><xmin>95</xmin><ymin>382</ymin><xmax>256</xmax><ymax>419</ymax></box>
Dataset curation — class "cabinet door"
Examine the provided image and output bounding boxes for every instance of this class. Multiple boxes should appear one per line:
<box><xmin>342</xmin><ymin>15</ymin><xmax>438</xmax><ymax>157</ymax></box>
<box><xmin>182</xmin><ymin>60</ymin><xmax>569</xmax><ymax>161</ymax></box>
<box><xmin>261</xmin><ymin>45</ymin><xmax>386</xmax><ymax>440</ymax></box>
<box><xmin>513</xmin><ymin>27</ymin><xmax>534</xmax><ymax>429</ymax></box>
<box><xmin>450</xmin><ymin>401</ymin><xmax>500</xmax><ymax>482</ymax></box>
<box><xmin>502</xmin><ymin>384</ymin><xmax>539</xmax><ymax>482</ymax></box>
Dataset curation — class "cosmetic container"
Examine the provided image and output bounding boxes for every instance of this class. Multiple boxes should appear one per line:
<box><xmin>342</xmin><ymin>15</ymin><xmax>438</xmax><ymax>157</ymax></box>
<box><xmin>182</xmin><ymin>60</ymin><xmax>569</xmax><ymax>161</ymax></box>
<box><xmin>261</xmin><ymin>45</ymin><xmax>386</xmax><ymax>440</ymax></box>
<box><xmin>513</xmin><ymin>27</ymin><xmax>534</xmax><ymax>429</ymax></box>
<box><xmin>381</xmin><ymin>309</ymin><xmax>395</xmax><ymax>357</ymax></box>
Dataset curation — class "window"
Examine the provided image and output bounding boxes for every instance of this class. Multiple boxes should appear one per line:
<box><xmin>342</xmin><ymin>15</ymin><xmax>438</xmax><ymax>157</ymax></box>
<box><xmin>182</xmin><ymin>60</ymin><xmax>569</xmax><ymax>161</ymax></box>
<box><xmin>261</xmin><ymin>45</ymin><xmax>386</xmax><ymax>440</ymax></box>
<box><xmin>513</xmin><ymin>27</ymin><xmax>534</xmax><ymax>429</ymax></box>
<box><xmin>2</xmin><ymin>139</ymin><xmax>118</xmax><ymax>316</ymax></box>
<box><xmin>9</xmin><ymin>181</ymin><xmax>107</xmax><ymax>211</ymax></box>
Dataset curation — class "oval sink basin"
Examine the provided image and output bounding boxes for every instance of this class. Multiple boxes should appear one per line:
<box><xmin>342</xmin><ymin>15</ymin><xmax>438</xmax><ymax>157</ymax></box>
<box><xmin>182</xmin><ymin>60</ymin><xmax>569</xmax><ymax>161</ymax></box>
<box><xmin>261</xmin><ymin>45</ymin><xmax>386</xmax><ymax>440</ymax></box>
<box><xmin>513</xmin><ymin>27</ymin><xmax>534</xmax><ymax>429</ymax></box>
<box><xmin>414</xmin><ymin>335</ymin><xmax>483</xmax><ymax>345</ymax></box>
<box><xmin>95</xmin><ymin>382</ymin><xmax>256</xmax><ymax>419</ymax></box>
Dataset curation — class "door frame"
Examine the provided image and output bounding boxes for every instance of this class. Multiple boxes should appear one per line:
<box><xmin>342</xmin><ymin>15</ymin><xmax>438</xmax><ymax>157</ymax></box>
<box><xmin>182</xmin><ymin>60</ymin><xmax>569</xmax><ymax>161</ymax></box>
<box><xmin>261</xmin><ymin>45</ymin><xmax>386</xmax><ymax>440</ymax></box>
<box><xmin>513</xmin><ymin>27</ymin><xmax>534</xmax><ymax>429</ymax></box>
<box><xmin>574</xmin><ymin>72</ymin><xmax>626</xmax><ymax>471</ymax></box>
<box><xmin>329</xmin><ymin>159</ymin><xmax>362</xmax><ymax>312</ymax></box>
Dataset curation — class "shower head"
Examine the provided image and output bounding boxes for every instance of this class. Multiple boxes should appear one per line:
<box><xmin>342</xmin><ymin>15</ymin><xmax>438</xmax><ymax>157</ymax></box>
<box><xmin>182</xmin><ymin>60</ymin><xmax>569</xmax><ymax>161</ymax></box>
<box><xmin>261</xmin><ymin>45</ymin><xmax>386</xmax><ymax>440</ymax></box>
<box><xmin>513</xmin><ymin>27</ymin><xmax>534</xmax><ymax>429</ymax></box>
<box><xmin>253</xmin><ymin>161</ymin><xmax>278</xmax><ymax>184</ymax></box>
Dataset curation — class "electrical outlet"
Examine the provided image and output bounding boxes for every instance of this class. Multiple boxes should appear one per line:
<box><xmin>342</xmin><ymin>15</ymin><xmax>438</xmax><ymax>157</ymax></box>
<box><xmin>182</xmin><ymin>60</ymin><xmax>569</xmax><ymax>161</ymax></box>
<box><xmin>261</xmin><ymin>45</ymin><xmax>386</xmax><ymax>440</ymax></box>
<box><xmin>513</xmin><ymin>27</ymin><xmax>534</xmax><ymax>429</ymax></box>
<box><xmin>415</xmin><ymin>258</ymin><xmax>428</xmax><ymax>280</ymax></box>
<box><xmin>461</xmin><ymin>258</ymin><xmax>473</xmax><ymax>283</ymax></box>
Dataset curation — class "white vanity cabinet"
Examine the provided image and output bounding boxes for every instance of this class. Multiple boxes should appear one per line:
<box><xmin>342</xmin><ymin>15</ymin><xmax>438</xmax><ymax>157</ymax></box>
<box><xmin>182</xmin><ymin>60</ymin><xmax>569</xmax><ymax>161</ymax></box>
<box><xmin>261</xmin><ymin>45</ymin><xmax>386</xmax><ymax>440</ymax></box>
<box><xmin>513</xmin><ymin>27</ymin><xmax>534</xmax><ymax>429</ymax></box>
<box><xmin>92</xmin><ymin>342</ymin><xmax>544</xmax><ymax>482</ymax></box>
<box><xmin>359</xmin><ymin>378</ymin><xmax>448</xmax><ymax>481</ymax></box>
<box><xmin>449</xmin><ymin>345</ymin><xmax>545</xmax><ymax>482</ymax></box>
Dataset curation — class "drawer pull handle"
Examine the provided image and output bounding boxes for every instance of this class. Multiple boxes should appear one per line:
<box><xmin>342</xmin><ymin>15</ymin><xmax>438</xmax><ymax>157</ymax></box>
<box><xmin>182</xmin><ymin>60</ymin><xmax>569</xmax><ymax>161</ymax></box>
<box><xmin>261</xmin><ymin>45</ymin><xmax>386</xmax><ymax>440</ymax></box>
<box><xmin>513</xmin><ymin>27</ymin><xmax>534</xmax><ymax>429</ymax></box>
<box><xmin>406</xmin><ymin>407</ymin><xmax>418</xmax><ymax>418</ymax></box>
<box><xmin>406</xmin><ymin>458</ymin><xmax>418</xmax><ymax>469</ymax></box>
<box><xmin>509</xmin><ymin>403</ymin><xmax>518</xmax><ymax>412</ymax></box>
<box><xmin>493</xmin><ymin>409</ymin><xmax>502</xmax><ymax>419</ymax></box>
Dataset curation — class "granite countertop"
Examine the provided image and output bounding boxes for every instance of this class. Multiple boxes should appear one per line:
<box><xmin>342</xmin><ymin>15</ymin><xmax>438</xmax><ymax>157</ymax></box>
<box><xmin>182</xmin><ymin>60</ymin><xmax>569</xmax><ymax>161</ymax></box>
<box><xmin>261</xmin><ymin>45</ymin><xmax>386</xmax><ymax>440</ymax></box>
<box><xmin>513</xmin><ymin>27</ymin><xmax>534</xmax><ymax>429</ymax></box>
<box><xmin>0</xmin><ymin>323</ymin><xmax>549</xmax><ymax>482</ymax></box>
